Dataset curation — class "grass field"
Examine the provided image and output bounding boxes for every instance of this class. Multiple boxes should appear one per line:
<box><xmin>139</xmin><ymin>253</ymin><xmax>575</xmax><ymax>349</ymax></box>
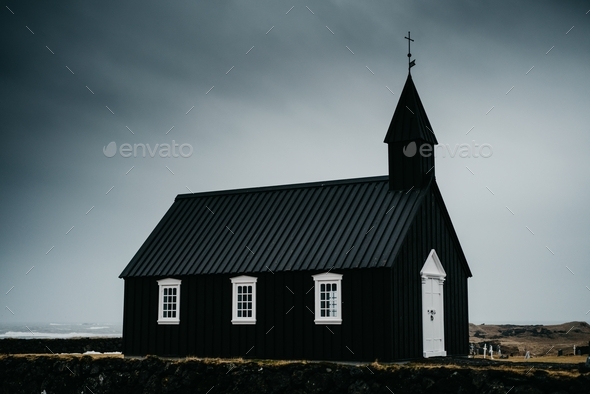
<box><xmin>472</xmin><ymin>355</ymin><xmax>587</xmax><ymax>364</ymax></box>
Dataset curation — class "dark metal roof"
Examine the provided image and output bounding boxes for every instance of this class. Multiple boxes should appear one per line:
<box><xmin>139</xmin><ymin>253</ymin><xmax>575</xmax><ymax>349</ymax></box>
<box><xmin>384</xmin><ymin>74</ymin><xmax>438</xmax><ymax>145</ymax></box>
<box><xmin>119</xmin><ymin>176</ymin><xmax>429</xmax><ymax>277</ymax></box>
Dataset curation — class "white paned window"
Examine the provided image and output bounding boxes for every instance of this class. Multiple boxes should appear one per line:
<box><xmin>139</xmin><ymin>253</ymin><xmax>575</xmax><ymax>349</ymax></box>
<box><xmin>157</xmin><ymin>278</ymin><xmax>181</xmax><ymax>325</ymax></box>
<box><xmin>312</xmin><ymin>272</ymin><xmax>342</xmax><ymax>324</ymax></box>
<box><xmin>231</xmin><ymin>275</ymin><xmax>257</xmax><ymax>325</ymax></box>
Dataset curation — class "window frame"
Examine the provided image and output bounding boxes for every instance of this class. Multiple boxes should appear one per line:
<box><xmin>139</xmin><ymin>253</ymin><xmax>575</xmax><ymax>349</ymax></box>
<box><xmin>230</xmin><ymin>275</ymin><xmax>257</xmax><ymax>325</ymax></box>
<box><xmin>157</xmin><ymin>278</ymin><xmax>181</xmax><ymax>325</ymax></box>
<box><xmin>312</xmin><ymin>272</ymin><xmax>343</xmax><ymax>325</ymax></box>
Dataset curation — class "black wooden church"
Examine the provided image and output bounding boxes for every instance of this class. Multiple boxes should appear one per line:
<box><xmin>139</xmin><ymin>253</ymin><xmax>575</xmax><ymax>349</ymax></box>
<box><xmin>120</xmin><ymin>50</ymin><xmax>472</xmax><ymax>361</ymax></box>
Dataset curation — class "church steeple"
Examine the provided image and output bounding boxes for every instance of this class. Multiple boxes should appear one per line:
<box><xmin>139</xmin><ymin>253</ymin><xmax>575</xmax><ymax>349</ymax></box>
<box><xmin>384</xmin><ymin>34</ymin><xmax>438</xmax><ymax>191</ymax></box>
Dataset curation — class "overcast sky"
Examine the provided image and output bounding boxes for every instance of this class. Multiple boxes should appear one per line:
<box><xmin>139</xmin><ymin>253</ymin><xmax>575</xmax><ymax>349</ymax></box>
<box><xmin>1</xmin><ymin>1</ymin><xmax>589</xmax><ymax>327</ymax></box>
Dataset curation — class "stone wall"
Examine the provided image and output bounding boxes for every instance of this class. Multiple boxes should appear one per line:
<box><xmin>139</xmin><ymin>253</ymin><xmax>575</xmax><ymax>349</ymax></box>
<box><xmin>0</xmin><ymin>337</ymin><xmax>121</xmax><ymax>354</ymax></box>
<box><xmin>1</xmin><ymin>355</ymin><xmax>589</xmax><ymax>394</ymax></box>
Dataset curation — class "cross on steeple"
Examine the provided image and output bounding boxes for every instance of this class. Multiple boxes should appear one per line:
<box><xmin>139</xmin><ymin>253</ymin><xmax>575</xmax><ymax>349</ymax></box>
<box><xmin>405</xmin><ymin>31</ymin><xmax>416</xmax><ymax>72</ymax></box>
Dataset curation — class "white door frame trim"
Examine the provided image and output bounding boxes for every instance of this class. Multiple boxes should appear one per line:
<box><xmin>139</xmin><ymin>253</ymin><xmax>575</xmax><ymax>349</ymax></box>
<box><xmin>420</xmin><ymin>249</ymin><xmax>447</xmax><ymax>358</ymax></box>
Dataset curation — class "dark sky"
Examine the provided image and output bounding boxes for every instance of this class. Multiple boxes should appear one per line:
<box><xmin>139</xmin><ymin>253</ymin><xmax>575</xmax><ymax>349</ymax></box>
<box><xmin>1</xmin><ymin>0</ymin><xmax>589</xmax><ymax>325</ymax></box>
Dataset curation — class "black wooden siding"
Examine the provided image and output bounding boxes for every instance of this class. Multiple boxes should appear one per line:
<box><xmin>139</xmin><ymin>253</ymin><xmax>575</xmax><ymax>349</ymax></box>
<box><xmin>387</xmin><ymin>141</ymin><xmax>436</xmax><ymax>191</ymax></box>
<box><xmin>123</xmin><ymin>268</ymin><xmax>392</xmax><ymax>361</ymax></box>
<box><xmin>390</xmin><ymin>182</ymin><xmax>470</xmax><ymax>359</ymax></box>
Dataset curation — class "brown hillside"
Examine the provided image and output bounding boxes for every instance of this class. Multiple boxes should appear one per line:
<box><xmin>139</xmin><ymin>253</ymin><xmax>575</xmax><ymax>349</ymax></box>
<box><xmin>469</xmin><ymin>321</ymin><xmax>590</xmax><ymax>357</ymax></box>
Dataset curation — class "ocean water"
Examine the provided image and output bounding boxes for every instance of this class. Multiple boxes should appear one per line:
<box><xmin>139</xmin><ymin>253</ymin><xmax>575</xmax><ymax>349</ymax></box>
<box><xmin>0</xmin><ymin>322</ymin><xmax>122</xmax><ymax>339</ymax></box>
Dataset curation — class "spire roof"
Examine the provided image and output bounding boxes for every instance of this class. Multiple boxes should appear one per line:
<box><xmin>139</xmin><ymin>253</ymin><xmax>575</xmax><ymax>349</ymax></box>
<box><xmin>384</xmin><ymin>73</ymin><xmax>438</xmax><ymax>145</ymax></box>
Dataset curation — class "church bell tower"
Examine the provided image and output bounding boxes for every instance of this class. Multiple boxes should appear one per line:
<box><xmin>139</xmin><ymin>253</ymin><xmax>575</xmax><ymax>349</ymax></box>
<box><xmin>384</xmin><ymin>32</ymin><xmax>438</xmax><ymax>191</ymax></box>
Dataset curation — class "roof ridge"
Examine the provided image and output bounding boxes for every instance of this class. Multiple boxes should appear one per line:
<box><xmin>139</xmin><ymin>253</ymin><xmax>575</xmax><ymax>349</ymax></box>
<box><xmin>175</xmin><ymin>175</ymin><xmax>392</xmax><ymax>200</ymax></box>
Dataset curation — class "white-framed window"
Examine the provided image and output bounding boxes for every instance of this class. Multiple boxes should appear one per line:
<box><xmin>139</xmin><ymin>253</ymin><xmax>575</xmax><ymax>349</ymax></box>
<box><xmin>230</xmin><ymin>275</ymin><xmax>257</xmax><ymax>325</ymax></box>
<box><xmin>157</xmin><ymin>278</ymin><xmax>181</xmax><ymax>325</ymax></box>
<box><xmin>312</xmin><ymin>272</ymin><xmax>342</xmax><ymax>325</ymax></box>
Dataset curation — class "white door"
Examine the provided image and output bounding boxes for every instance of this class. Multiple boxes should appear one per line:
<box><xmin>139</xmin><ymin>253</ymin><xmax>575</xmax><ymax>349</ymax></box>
<box><xmin>420</xmin><ymin>249</ymin><xmax>447</xmax><ymax>358</ymax></box>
